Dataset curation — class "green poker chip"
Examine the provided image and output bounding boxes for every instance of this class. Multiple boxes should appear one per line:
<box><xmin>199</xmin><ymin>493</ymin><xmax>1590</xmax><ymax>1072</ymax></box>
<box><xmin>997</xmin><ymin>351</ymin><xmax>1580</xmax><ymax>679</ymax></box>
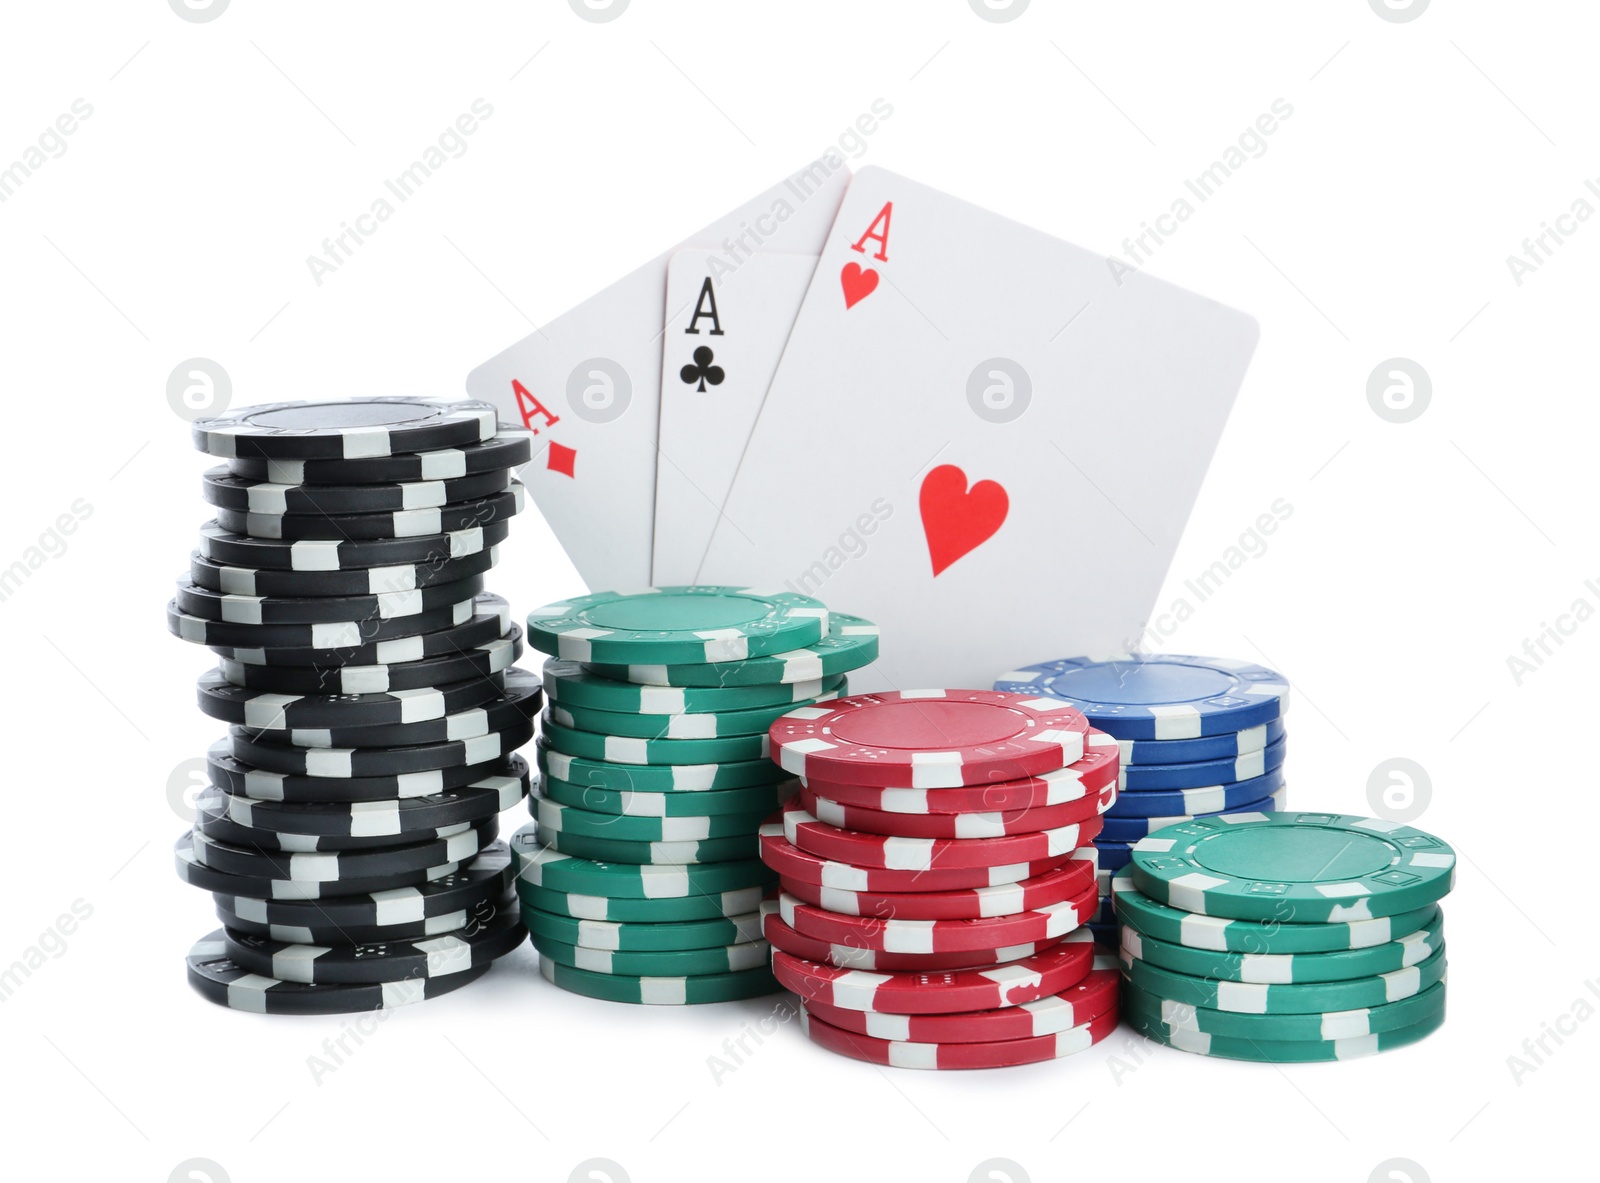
<box><xmin>548</xmin><ymin>691</ymin><xmax>836</xmax><ymax>739</ymax></box>
<box><xmin>530</xmin><ymin>931</ymin><xmax>770</xmax><ymax>976</ymax></box>
<box><xmin>540</xmin><ymin>827</ymin><xmax>758</xmax><ymax>866</ymax></box>
<box><xmin>1120</xmin><ymin>976</ymin><xmax>1447</xmax><ymax>1042</ymax></box>
<box><xmin>511</xmin><ymin>821</ymin><xmax>774</xmax><ymax>898</ymax></box>
<box><xmin>525</xmin><ymin>587</ymin><xmax>827</xmax><ymax>665</ymax></box>
<box><xmin>533</xmin><ymin>794</ymin><xmax>767</xmax><ymax>842</ymax></box>
<box><xmin>539</xmin><ymin>774</ymin><xmax>799</xmax><ymax>818</ymax></box>
<box><xmin>1129</xmin><ymin>813</ymin><xmax>1456</xmax><ymax>923</ymax></box>
<box><xmin>542</xmin><ymin>716</ymin><xmax>770</xmax><ymax>765</ymax></box>
<box><xmin>538</xmin><ymin>955</ymin><xmax>781</xmax><ymax>1004</ymax></box>
<box><xmin>584</xmin><ymin>612</ymin><xmax>879</xmax><ymax>687</ymax></box>
<box><xmin>537</xmin><ymin>740</ymin><xmax>790</xmax><ymax>792</ymax></box>
<box><xmin>1118</xmin><ymin>942</ymin><xmax>1447</xmax><ymax>1014</ymax></box>
<box><xmin>1127</xmin><ymin>999</ymin><xmax>1446</xmax><ymax>1062</ymax></box>
<box><xmin>516</xmin><ymin>880</ymin><xmax>770</xmax><ymax>923</ymax></box>
<box><xmin>521</xmin><ymin>904</ymin><xmax>764</xmax><ymax>951</ymax></box>
<box><xmin>1120</xmin><ymin>913</ymin><xmax>1444</xmax><ymax>983</ymax></box>
<box><xmin>542</xmin><ymin>658</ymin><xmax>846</xmax><ymax>714</ymax></box>
<box><xmin>1111</xmin><ymin>871</ymin><xmax>1442</xmax><ymax>954</ymax></box>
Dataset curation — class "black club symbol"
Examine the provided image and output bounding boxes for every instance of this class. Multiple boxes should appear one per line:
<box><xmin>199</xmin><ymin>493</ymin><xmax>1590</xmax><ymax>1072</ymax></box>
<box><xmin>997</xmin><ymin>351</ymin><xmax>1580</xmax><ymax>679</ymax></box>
<box><xmin>679</xmin><ymin>345</ymin><xmax>725</xmax><ymax>392</ymax></box>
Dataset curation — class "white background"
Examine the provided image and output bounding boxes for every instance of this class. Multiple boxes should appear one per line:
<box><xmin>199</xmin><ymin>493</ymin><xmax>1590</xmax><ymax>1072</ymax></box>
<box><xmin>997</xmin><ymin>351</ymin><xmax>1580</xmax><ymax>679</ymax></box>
<box><xmin>1</xmin><ymin>2</ymin><xmax>1593</xmax><ymax>1181</ymax></box>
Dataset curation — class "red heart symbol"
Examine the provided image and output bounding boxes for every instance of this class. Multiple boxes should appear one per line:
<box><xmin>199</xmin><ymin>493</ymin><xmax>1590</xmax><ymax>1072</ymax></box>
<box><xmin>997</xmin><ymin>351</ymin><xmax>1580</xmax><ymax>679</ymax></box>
<box><xmin>840</xmin><ymin>261</ymin><xmax>879</xmax><ymax>309</ymax></box>
<box><xmin>919</xmin><ymin>464</ymin><xmax>1008</xmax><ymax>577</ymax></box>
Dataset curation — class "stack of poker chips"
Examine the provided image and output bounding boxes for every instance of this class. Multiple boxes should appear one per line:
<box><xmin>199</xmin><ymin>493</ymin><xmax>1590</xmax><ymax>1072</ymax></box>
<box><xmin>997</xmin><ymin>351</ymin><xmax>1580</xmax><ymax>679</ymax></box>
<box><xmin>759</xmin><ymin>690</ymin><xmax>1122</xmax><ymax>1069</ymax></box>
<box><xmin>167</xmin><ymin>397</ymin><xmax>539</xmax><ymax>1015</ymax></box>
<box><xmin>994</xmin><ymin>655</ymin><xmax>1289</xmax><ymax>947</ymax></box>
<box><xmin>510</xmin><ymin>588</ymin><xmax>879</xmax><ymax>1005</ymax></box>
<box><xmin>1113</xmin><ymin>813</ymin><xmax>1453</xmax><ymax>1062</ymax></box>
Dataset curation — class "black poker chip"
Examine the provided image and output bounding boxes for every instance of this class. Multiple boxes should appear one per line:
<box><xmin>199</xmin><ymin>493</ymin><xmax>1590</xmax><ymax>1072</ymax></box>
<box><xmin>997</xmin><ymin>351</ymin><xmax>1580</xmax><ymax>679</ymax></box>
<box><xmin>167</xmin><ymin>595</ymin><xmax>476</xmax><ymax>651</ymax></box>
<box><xmin>211</xmin><ymin>482</ymin><xmax>523</xmax><ymax>541</ymax></box>
<box><xmin>225</xmin><ymin>425</ymin><xmax>531</xmax><ymax>485</ymax></box>
<box><xmin>201</xmin><ymin>464</ymin><xmax>514</xmax><ymax>515</ymax></box>
<box><xmin>209</xmin><ymin>595</ymin><xmax>510</xmax><ymax>669</ymax></box>
<box><xmin>175</xmin><ymin>831</ymin><xmax>470</xmax><ymax>899</ymax></box>
<box><xmin>195</xmin><ymin>797</ymin><xmax>480</xmax><ymax>853</ymax></box>
<box><xmin>188</xmin><ymin>547</ymin><xmax>501</xmax><ymax>599</ymax></box>
<box><xmin>214</xmin><ymin>625</ymin><xmax>522</xmax><ymax>695</ymax></box>
<box><xmin>205</xmin><ymin>740</ymin><xmax>519</xmax><ymax>804</ymax></box>
<box><xmin>228</xmin><ymin>717</ymin><xmax>536</xmax><ymax>778</ymax></box>
<box><xmin>195</xmin><ymin>666</ymin><xmax>508</xmax><ymax>730</ymax></box>
<box><xmin>198</xmin><ymin>519</ymin><xmax>512</xmax><ymax>571</ymax></box>
<box><xmin>191</xmin><ymin>397</ymin><xmax>497</xmax><ymax>460</ymax></box>
<box><xmin>185</xmin><ymin>818</ymin><xmax>498</xmax><ymax>884</ymax></box>
<box><xmin>175</xmin><ymin>573</ymin><xmax>486</xmax><ymax>625</ymax></box>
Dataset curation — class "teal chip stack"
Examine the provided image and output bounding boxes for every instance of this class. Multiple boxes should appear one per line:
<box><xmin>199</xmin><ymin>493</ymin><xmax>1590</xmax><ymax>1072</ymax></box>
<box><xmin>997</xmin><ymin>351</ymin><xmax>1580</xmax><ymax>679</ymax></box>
<box><xmin>514</xmin><ymin>587</ymin><xmax>879</xmax><ymax>1004</ymax></box>
<box><xmin>994</xmin><ymin>654</ymin><xmax>1290</xmax><ymax>946</ymax></box>
<box><xmin>1113</xmin><ymin>812</ymin><xmax>1454</xmax><ymax>1062</ymax></box>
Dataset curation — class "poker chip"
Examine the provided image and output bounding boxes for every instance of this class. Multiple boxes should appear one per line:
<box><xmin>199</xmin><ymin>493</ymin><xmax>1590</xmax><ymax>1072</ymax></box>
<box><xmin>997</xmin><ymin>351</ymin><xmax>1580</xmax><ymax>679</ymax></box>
<box><xmin>585</xmin><ymin>611</ymin><xmax>880</xmax><ymax>687</ymax></box>
<box><xmin>994</xmin><ymin>654</ymin><xmax>1288</xmax><ymax>740</ymax></box>
<box><xmin>226</xmin><ymin>426</ymin><xmax>532</xmax><ymax>484</ymax></box>
<box><xmin>777</xmin><ymin>854</ymin><xmax>1096</xmax><ymax>921</ymax></box>
<box><xmin>769</xmin><ymin>690</ymin><xmax>1089</xmax><ymax>789</ymax></box>
<box><xmin>799</xmin><ymin>782</ymin><xmax>1111</xmax><ymax>839</ymax></box>
<box><xmin>529</xmin><ymin>930</ymin><xmax>769</xmax><ymax>977</ymax></box>
<box><xmin>1122</xmin><ymin>914</ymin><xmax>1444</xmax><ymax>984</ymax></box>
<box><xmin>1110</xmin><ymin>870</ymin><xmax>1441</xmax><ymax>954</ymax></box>
<box><xmin>778</xmin><ymin>806</ymin><xmax>1100</xmax><ymax>872</ymax></box>
<box><xmin>173</xmin><ymin>405</ymin><xmax>533</xmax><ymax>1014</ymax></box>
<box><xmin>1117</xmin><ymin>718</ymin><xmax>1286</xmax><ymax>766</ymax></box>
<box><xmin>538</xmin><ymin>828</ymin><xmax>758</xmax><ymax>866</ymax></box>
<box><xmin>510</xmin><ymin>821</ymin><xmax>774</xmax><ymax>899</ymax></box>
<box><xmin>762</xmin><ymin>906</ymin><xmax>1069</xmax><ymax>973</ymax></box>
<box><xmin>537</xmin><ymin>742</ymin><xmax>791</xmax><ymax>793</ymax></box>
<box><xmin>1120</xmin><ymin>736</ymin><xmax>1287</xmax><ymax>791</ymax></box>
<box><xmin>1095</xmin><ymin>840</ymin><xmax>1135</xmax><ymax>872</ymax></box>
<box><xmin>549</xmin><ymin>691</ymin><xmax>836</xmax><ymax>739</ymax></box>
<box><xmin>521</xmin><ymin>904</ymin><xmax>763</xmax><ymax>951</ymax></box>
<box><xmin>191</xmin><ymin>396</ymin><xmax>497</xmax><ymax>460</ymax></box>
<box><xmin>525</xmin><ymin>586</ymin><xmax>828</xmax><ymax>664</ymax></box>
<box><xmin>1120</xmin><ymin>975</ymin><xmax>1449</xmax><ymax>1041</ymax></box>
<box><xmin>799</xmin><ymin>998</ymin><xmax>1120</xmax><ymax>1070</ymax></box>
<box><xmin>541</xmin><ymin>715</ymin><xmax>770</xmax><ymax>766</ymax></box>
<box><xmin>223</xmin><ymin>897</ymin><xmax>524</xmax><ymax>984</ymax></box>
<box><xmin>216</xmin><ymin>627</ymin><xmax>522</xmax><ymax>695</ymax></box>
<box><xmin>186</xmin><ymin>931</ymin><xmax>491</xmax><ymax>1015</ymax></box>
<box><xmin>539</xmin><ymin>774</ymin><xmax>799</xmax><ymax>818</ymax></box>
<box><xmin>533</xmin><ymin>794</ymin><xmax>766</xmax><ymax>842</ymax></box>
<box><xmin>801</xmin><ymin>962</ymin><xmax>1119</xmax><ymax>1044</ymax></box>
<box><xmin>1087</xmin><ymin>921</ymin><xmax>1120</xmax><ymax>948</ymax></box>
<box><xmin>189</xmin><ymin>546</ymin><xmax>502</xmax><ymax>600</ymax></box>
<box><xmin>202</xmin><ymin>464</ymin><xmax>513</xmax><ymax>515</ymax></box>
<box><xmin>1098</xmin><ymin>787</ymin><xmax>1285</xmax><ymax>843</ymax></box>
<box><xmin>542</xmin><ymin>658</ymin><xmax>844</xmax><ymax>714</ymax></box>
<box><xmin>199</xmin><ymin>519</ymin><xmax>512</xmax><ymax>571</ymax></box>
<box><xmin>771</xmin><ymin>937</ymin><xmax>1096</xmax><ymax>1014</ymax></box>
<box><xmin>1126</xmin><ymin>999</ymin><xmax>1446</xmax><ymax>1062</ymax></box>
<box><xmin>212</xmin><ymin>482</ymin><xmax>523</xmax><ymax>541</ymax></box>
<box><xmin>517</xmin><ymin>881</ymin><xmax>768</xmax><ymax>924</ymax></box>
<box><xmin>537</xmin><ymin>956</ymin><xmax>779</xmax><ymax>1005</ymax></box>
<box><xmin>1104</xmin><ymin>769</ymin><xmax>1285</xmax><ymax>817</ymax></box>
<box><xmin>760</xmin><ymin>822</ymin><xmax>1076</xmax><ymax>893</ymax></box>
<box><xmin>1130</xmin><ymin>813</ymin><xmax>1457</xmax><ymax>922</ymax></box>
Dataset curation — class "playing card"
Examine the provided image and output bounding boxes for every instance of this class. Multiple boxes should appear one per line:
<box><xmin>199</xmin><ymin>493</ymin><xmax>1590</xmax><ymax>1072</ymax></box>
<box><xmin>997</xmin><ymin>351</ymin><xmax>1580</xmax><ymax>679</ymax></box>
<box><xmin>464</xmin><ymin>161</ymin><xmax>849</xmax><ymax>592</ymax></box>
<box><xmin>653</xmin><ymin>249</ymin><xmax>819</xmax><ymax>585</ymax></box>
<box><xmin>697</xmin><ymin>166</ymin><xmax>1260</xmax><ymax>688</ymax></box>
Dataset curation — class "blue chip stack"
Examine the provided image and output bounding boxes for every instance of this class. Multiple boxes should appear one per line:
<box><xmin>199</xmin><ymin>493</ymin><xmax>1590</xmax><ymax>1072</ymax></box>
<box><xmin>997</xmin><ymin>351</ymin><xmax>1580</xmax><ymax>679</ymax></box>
<box><xmin>993</xmin><ymin>654</ymin><xmax>1290</xmax><ymax>947</ymax></box>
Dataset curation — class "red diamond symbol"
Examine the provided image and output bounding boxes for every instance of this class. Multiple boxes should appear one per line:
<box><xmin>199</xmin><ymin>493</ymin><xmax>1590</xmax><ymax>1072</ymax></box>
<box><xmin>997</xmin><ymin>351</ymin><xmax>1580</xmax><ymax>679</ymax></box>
<box><xmin>547</xmin><ymin>442</ymin><xmax>577</xmax><ymax>478</ymax></box>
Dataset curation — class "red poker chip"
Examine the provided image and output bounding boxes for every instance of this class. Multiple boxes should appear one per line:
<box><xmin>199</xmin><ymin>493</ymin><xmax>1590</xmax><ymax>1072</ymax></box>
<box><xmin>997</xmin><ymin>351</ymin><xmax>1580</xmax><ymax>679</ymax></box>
<box><xmin>780</xmin><ymin>806</ymin><xmax>1104</xmax><ymax>871</ymax></box>
<box><xmin>760</xmin><ymin>822</ymin><xmax>1077</xmax><ymax>893</ymax></box>
<box><xmin>769</xmin><ymin>690</ymin><xmax>1091</xmax><ymax>789</ymax></box>
<box><xmin>802</xmin><ymin>962</ymin><xmax>1120</xmax><ymax>1044</ymax></box>
<box><xmin>761</xmin><ymin>905</ymin><xmax>1069</xmax><ymax>972</ymax></box>
<box><xmin>777</xmin><ymin>854</ymin><xmax>1097</xmax><ymax>921</ymax></box>
<box><xmin>770</xmin><ymin>937</ymin><xmax>1097</xmax><ymax>1014</ymax></box>
<box><xmin>779</xmin><ymin>877</ymin><xmax>1100</xmax><ymax>953</ymax></box>
<box><xmin>799</xmin><ymin>731</ymin><xmax>1120</xmax><ymax>815</ymax></box>
<box><xmin>800</xmin><ymin>998</ymin><xmax>1121</xmax><ymax>1068</ymax></box>
<box><xmin>799</xmin><ymin>782</ymin><xmax>1113</xmax><ymax>839</ymax></box>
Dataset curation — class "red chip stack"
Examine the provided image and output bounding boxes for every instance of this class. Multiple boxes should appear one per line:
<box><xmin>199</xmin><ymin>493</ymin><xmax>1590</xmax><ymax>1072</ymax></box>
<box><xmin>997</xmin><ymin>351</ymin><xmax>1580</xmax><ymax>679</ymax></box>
<box><xmin>758</xmin><ymin>689</ymin><xmax>1123</xmax><ymax>1069</ymax></box>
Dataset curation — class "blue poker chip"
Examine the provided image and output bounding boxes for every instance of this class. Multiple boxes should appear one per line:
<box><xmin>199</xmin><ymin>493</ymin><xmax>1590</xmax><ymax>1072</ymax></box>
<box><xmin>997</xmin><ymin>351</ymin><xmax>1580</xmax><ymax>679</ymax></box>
<box><xmin>994</xmin><ymin>654</ymin><xmax>1288</xmax><ymax>740</ymax></box>
<box><xmin>1087</xmin><ymin>920</ymin><xmax>1121</xmax><ymax>948</ymax></box>
<box><xmin>1095</xmin><ymin>839</ymin><xmax>1136</xmax><ymax>871</ymax></box>
<box><xmin>1110</xmin><ymin>768</ymin><xmax>1285</xmax><ymax>818</ymax></box>
<box><xmin>1098</xmin><ymin>788</ymin><xmax>1285</xmax><ymax>843</ymax></box>
<box><xmin>1090</xmin><ymin>894</ymin><xmax>1116</xmax><ymax>926</ymax></box>
<box><xmin>1121</xmin><ymin>736</ymin><xmax>1287</xmax><ymax>791</ymax></box>
<box><xmin>1117</xmin><ymin>718</ymin><xmax>1286</xmax><ymax>766</ymax></box>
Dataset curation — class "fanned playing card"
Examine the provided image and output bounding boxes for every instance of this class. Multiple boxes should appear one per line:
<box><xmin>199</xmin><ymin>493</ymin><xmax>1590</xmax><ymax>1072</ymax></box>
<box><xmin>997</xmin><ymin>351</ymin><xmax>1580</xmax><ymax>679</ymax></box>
<box><xmin>464</xmin><ymin>162</ymin><xmax>849</xmax><ymax>591</ymax></box>
<box><xmin>653</xmin><ymin>250</ymin><xmax>819</xmax><ymax>585</ymax></box>
<box><xmin>697</xmin><ymin>166</ymin><xmax>1260</xmax><ymax>688</ymax></box>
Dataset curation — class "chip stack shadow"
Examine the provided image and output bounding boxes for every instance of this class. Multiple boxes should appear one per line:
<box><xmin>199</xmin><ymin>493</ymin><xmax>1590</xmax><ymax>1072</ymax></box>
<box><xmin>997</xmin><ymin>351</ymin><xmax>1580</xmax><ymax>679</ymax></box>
<box><xmin>168</xmin><ymin>397</ymin><xmax>539</xmax><ymax>1014</ymax></box>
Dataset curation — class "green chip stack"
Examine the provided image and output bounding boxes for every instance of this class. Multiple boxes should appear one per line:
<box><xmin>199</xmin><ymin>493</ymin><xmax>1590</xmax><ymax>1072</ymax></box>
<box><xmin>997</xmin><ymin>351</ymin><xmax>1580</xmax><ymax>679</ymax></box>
<box><xmin>513</xmin><ymin>587</ymin><xmax>880</xmax><ymax>1004</ymax></box>
<box><xmin>1113</xmin><ymin>811</ymin><xmax>1455</xmax><ymax>1062</ymax></box>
